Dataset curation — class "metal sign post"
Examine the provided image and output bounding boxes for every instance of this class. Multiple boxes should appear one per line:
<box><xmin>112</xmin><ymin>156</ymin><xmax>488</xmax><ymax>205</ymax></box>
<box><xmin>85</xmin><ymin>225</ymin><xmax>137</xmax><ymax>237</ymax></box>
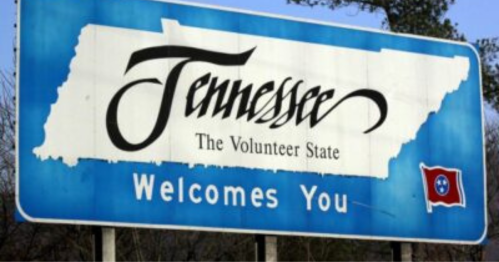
<box><xmin>255</xmin><ymin>235</ymin><xmax>265</xmax><ymax>262</ymax></box>
<box><xmin>255</xmin><ymin>235</ymin><xmax>277</xmax><ymax>262</ymax></box>
<box><xmin>93</xmin><ymin>227</ymin><xmax>115</xmax><ymax>262</ymax></box>
<box><xmin>265</xmin><ymin>236</ymin><xmax>278</xmax><ymax>262</ymax></box>
<box><xmin>93</xmin><ymin>227</ymin><xmax>102</xmax><ymax>261</ymax></box>
<box><xmin>392</xmin><ymin>242</ymin><xmax>412</xmax><ymax>262</ymax></box>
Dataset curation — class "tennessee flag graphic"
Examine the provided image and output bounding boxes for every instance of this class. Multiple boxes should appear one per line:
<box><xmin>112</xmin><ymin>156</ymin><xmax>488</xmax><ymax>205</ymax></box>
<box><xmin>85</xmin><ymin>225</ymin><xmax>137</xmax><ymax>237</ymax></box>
<box><xmin>420</xmin><ymin>164</ymin><xmax>466</xmax><ymax>213</ymax></box>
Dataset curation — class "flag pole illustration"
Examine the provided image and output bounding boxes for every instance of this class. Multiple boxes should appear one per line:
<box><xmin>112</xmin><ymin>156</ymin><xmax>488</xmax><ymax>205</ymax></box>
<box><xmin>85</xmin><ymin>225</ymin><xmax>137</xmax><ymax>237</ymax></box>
<box><xmin>420</xmin><ymin>163</ymin><xmax>466</xmax><ymax>213</ymax></box>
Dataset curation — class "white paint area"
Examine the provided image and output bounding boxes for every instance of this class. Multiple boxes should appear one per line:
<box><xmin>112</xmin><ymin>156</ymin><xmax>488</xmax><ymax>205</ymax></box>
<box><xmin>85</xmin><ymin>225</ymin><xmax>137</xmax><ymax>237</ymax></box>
<box><xmin>33</xmin><ymin>19</ymin><xmax>470</xmax><ymax>179</ymax></box>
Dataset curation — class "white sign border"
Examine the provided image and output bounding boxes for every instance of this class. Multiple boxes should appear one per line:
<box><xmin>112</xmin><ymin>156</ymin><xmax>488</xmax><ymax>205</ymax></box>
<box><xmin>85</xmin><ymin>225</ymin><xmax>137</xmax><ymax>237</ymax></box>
<box><xmin>15</xmin><ymin>0</ymin><xmax>488</xmax><ymax>245</ymax></box>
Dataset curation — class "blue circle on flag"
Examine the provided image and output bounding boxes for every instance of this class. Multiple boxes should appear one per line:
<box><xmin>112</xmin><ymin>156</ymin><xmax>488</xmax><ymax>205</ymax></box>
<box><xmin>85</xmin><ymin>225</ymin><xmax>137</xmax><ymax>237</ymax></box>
<box><xmin>434</xmin><ymin>175</ymin><xmax>450</xmax><ymax>196</ymax></box>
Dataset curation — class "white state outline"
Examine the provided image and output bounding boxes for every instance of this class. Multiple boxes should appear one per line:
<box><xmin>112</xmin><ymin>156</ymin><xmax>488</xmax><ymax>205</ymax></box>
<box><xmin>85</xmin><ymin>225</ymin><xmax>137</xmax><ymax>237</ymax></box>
<box><xmin>420</xmin><ymin>163</ymin><xmax>467</xmax><ymax>213</ymax></box>
<box><xmin>15</xmin><ymin>0</ymin><xmax>488</xmax><ymax>245</ymax></box>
